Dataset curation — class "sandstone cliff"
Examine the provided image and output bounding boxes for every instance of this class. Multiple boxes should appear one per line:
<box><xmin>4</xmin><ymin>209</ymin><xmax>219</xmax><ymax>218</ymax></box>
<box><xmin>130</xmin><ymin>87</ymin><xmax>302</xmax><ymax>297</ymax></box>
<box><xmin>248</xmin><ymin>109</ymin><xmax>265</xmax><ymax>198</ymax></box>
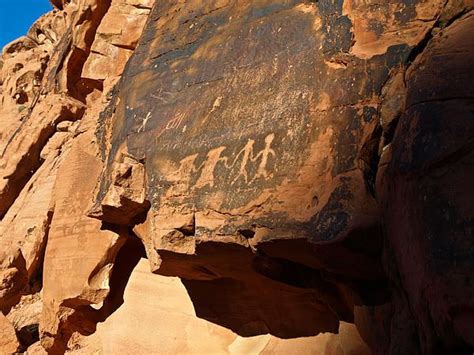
<box><xmin>0</xmin><ymin>0</ymin><xmax>473</xmax><ymax>354</ymax></box>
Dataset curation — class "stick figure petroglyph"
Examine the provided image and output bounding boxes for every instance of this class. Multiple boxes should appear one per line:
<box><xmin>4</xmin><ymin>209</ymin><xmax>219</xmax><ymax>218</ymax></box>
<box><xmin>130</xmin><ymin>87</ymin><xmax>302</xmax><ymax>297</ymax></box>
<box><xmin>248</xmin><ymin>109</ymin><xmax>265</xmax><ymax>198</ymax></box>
<box><xmin>250</xmin><ymin>133</ymin><xmax>276</xmax><ymax>182</ymax></box>
<box><xmin>138</xmin><ymin>112</ymin><xmax>152</xmax><ymax>133</ymax></box>
<box><xmin>229</xmin><ymin>133</ymin><xmax>276</xmax><ymax>185</ymax></box>
<box><xmin>230</xmin><ymin>138</ymin><xmax>256</xmax><ymax>185</ymax></box>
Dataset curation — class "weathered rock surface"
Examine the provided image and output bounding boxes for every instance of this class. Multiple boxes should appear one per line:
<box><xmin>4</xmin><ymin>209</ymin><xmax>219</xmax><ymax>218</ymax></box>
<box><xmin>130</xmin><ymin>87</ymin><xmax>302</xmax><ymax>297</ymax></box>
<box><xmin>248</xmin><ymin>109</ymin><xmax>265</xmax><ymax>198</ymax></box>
<box><xmin>0</xmin><ymin>0</ymin><xmax>472</xmax><ymax>354</ymax></box>
<box><xmin>0</xmin><ymin>314</ymin><xmax>20</xmax><ymax>353</ymax></box>
<box><xmin>377</xmin><ymin>11</ymin><xmax>474</xmax><ymax>354</ymax></box>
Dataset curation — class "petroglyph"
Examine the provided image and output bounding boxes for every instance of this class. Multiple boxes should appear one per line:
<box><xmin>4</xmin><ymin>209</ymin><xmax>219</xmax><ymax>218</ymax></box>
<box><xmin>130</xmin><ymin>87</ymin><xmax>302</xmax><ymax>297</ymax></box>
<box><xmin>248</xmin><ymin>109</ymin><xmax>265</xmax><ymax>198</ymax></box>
<box><xmin>166</xmin><ymin>112</ymin><xmax>185</xmax><ymax>130</ymax></box>
<box><xmin>229</xmin><ymin>133</ymin><xmax>276</xmax><ymax>185</ymax></box>
<box><xmin>195</xmin><ymin>146</ymin><xmax>228</xmax><ymax>189</ymax></box>
<box><xmin>202</xmin><ymin>96</ymin><xmax>224</xmax><ymax>124</ymax></box>
<box><xmin>136</xmin><ymin>110</ymin><xmax>188</xmax><ymax>143</ymax></box>
<box><xmin>170</xmin><ymin>153</ymin><xmax>199</xmax><ymax>189</ymax></box>
<box><xmin>150</xmin><ymin>87</ymin><xmax>174</xmax><ymax>104</ymax></box>
<box><xmin>230</xmin><ymin>138</ymin><xmax>256</xmax><ymax>185</ymax></box>
<box><xmin>250</xmin><ymin>133</ymin><xmax>276</xmax><ymax>182</ymax></box>
<box><xmin>138</xmin><ymin>112</ymin><xmax>152</xmax><ymax>132</ymax></box>
<box><xmin>165</xmin><ymin>134</ymin><xmax>276</xmax><ymax>191</ymax></box>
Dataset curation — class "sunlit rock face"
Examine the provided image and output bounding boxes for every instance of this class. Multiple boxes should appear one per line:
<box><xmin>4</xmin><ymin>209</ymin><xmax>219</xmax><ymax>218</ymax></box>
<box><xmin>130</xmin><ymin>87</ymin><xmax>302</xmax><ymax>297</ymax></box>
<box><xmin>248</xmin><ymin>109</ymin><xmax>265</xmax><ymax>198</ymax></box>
<box><xmin>0</xmin><ymin>0</ymin><xmax>472</xmax><ymax>354</ymax></box>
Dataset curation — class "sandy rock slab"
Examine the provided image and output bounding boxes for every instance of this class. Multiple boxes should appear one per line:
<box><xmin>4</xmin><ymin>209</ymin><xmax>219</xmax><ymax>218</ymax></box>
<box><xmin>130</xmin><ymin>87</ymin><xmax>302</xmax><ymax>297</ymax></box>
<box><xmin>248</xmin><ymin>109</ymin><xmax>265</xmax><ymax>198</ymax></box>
<box><xmin>0</xmin><ymin>314</ymin><xmax>20</xmax><ymax>354</ymax></box>
<box><xmin>70</xmin><ymin>258</ymin><xmax>371</xmax><ymax>355</ymax></box>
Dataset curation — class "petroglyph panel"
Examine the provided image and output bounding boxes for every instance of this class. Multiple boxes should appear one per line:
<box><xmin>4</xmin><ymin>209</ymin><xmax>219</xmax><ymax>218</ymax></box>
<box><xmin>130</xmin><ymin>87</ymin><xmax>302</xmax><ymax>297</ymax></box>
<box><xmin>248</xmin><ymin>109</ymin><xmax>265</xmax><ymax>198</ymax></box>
<box><xmin>97</xmin><ymin>0</ymin><xmax>434</xmax><ymax>242</ymax></box>
<box><xmin>157</xmin><ymin>133</ymin><xmax>277</xmax><ymax>192</ymax></box>
<box><xmin>109</xmin><ymin>3</ymin><xmax>319</xmax><ymax>214</ymax></box>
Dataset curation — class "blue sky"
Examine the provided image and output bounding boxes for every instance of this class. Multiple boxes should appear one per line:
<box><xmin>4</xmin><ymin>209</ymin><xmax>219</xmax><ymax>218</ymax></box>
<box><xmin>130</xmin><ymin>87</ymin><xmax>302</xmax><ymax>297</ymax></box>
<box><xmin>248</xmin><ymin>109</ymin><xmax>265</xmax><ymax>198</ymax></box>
<box><xmin>0</xmin><ymin>0</ymin><xmax>53</xmax><ymax>49</ymax></box>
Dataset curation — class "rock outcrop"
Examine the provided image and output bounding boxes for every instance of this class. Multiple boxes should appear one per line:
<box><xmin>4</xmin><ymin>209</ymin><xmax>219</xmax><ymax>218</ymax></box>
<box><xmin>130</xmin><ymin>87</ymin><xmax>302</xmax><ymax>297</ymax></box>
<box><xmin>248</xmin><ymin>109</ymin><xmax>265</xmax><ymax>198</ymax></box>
<box><xmin>0</xmin><ymin>313</ymin><xmax>20</xmax><ymax>354</ymax></box>
<box><xmin>0</xmin><ymin>0</ymin><xmax>473</xmax><ymax>354</ymax></box>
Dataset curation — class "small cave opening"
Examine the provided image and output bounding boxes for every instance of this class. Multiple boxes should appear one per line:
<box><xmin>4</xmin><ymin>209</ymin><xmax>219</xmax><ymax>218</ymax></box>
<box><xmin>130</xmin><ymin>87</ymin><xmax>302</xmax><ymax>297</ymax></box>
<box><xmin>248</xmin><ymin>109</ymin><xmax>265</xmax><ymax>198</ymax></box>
<box><xmin>16</xmin><ymin>323</ymin><xmax>40</xmax><ymax>352</ymax></box>
<box><xmin>238</xmin><ymin>228</ymin><xmax>255</xmax><ymax>239</ymax></box>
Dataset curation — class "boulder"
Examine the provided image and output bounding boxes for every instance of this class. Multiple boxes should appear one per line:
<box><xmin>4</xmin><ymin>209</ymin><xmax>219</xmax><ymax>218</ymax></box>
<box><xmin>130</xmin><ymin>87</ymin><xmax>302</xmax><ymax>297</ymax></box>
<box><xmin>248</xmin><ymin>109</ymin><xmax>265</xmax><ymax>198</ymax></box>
<box><xmin>0</xmin><ymin>314</ymin><xmax>20</xmax><ymax>354</ymax></box>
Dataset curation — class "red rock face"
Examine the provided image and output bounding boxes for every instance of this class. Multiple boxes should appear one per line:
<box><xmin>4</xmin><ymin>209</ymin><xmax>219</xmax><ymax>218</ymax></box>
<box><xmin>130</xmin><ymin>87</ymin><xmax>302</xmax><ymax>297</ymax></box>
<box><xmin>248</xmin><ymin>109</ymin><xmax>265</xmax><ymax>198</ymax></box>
<box><xmin>0</xmin><ymin>314</ymin><xmax>20</xmax><ymax>353</ymax></box>
<box><xmin>378</xmin><ymin>12</ymin><xmax>474</xmax><ymax>354</ymax></box>
<box><xmin>0</xmin><ymin>0</ymin><xmax>472</xmax><ymax>354</ymax></box>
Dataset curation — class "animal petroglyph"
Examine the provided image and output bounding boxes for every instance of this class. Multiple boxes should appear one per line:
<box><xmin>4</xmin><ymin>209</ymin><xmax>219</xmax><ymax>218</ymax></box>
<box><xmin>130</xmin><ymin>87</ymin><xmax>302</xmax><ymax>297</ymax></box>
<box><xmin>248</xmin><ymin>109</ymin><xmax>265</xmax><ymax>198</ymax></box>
<box><xmin>167</xmin><ymin>134</ymin><xmax>276</xmax><ymax>190</ymax></box>
<box><xmin>150</xmin><ymin>87</ymin><xmax>174</xmax><ymax>104</ymax></box>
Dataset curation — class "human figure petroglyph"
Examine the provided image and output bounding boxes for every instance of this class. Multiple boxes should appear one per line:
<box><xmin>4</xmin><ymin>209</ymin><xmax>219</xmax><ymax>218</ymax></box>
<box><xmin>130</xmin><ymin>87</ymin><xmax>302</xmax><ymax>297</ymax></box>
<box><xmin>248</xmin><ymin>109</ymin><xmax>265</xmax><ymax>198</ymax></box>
<box><xmin>230</xmin><ymin>138</ymin><xmax>256</xmax><ymax>185</ymax></box>
<box><xmin>164</xmin><ymin>133</ymin><xmax>276</xmax><ymax>190</ymax></box>
<box><xmin>138</xmin><ymin>112</ymin><xmax>152</xmax><ymax>133</ymax></box>
<box><xmin>250</xmin><ymin>133</ymin><xmax>276</xmax><ymax>182</ymax></box>
<box><xmin>195</xmin><ymin>146</ymin><xmax>228</xmax><ymax>189</ymax></box>
<box><xmin>229</xmin><ymin>133</ymin><xmax>276</xmax><ymax>185</ymax></box>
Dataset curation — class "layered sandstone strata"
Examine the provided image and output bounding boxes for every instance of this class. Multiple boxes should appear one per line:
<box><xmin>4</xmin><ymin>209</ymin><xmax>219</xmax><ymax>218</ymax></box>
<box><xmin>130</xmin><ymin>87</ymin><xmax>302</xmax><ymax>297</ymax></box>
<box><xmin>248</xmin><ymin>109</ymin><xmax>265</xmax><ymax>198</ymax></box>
<box><xmin>0</xmin><ymin>0</ymin><xmax>473</xmax><ymax>354</ymax></box>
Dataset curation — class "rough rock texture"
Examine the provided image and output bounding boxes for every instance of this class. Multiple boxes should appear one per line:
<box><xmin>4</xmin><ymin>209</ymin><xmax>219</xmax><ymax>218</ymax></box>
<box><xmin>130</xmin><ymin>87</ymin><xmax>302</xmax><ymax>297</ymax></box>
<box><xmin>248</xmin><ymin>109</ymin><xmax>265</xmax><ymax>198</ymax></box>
<box><xmin>0</xmin><ymin>314</ymin><xmax>20</xmax><ymax>353</ymax></box>
<box><xmin>0</xmin><ymin>0</ymin><xmax>152</xmax><ymax>352</ymax></box>
<box><xmin>0</xmin><ymin>0</ymin><xmax>473</xmax><ymax>354</ymax></box>
<box><xmin>377</xmin><ymin>12</ymin><xmax>474</xmax><ymax>354</ymax></box>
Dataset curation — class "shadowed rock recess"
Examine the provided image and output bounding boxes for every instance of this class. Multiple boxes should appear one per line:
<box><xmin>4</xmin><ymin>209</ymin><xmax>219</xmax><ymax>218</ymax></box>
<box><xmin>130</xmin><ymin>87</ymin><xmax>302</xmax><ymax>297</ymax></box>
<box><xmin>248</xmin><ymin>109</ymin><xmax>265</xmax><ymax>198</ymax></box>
<box><xmin>0</xmin><ymin>0</ymin><xmax>472</xmax><ymax>353</ymax></box>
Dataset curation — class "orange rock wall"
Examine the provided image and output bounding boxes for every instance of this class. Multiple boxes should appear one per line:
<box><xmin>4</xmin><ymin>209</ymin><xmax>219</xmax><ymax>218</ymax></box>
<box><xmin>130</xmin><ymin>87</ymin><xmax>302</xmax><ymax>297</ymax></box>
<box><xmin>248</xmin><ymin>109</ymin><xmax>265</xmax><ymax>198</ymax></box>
<box><xmin>0</xmin><ymin>0</ymin><xmax>473</xmax><ymax>354</ymax></box>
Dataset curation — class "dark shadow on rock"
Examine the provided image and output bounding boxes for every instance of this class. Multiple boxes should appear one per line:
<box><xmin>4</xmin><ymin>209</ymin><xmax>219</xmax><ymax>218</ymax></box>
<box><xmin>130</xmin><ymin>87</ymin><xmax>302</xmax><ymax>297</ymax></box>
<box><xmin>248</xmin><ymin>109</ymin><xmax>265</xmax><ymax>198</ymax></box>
<box><xmin>156</xmin><ymin>233</ymin><xmax>389</xmax><ymax>339</ymax></box>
